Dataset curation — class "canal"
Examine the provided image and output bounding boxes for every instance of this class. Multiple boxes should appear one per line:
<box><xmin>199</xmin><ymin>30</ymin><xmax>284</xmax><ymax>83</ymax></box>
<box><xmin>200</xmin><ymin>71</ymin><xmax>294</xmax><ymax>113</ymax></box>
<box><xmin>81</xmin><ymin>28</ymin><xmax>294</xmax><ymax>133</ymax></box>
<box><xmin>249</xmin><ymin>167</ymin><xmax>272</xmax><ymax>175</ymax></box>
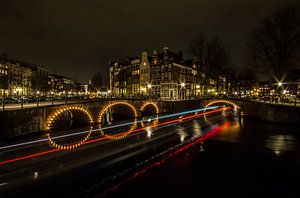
<box><xmin>94</xmin><ymin>115</ymin><xmax>300</xmax><ymax>197</ymax></box>
<box><xmin>1</xmin><ymin>110</ymin><xmax>299</xmax><ymax>198</ymax></box>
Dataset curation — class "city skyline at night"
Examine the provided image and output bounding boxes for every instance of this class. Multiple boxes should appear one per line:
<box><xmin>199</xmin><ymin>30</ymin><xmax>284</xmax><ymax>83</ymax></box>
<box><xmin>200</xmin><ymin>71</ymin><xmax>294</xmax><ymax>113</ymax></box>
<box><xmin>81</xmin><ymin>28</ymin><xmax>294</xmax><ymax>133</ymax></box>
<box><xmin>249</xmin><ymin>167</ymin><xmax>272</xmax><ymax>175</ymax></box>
<box><xmin>0</xmin><ymin>1</ymin><xmax>299</xmax><ymax>198</ymax></box>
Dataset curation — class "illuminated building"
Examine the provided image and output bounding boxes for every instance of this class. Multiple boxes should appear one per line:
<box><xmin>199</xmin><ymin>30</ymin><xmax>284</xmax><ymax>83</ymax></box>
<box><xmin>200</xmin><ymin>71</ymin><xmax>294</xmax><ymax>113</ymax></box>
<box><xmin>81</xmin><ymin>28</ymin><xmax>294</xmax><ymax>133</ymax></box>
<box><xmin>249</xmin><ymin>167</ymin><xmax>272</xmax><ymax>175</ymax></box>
<box><xmin>47</xmin><ymin>74</ymin><xmax>75</xmax><ymax>95</ymax></box>
<box><xmin>0</xmin><ymin>61</ymin><xmax>9</xmax><ymax>97</ymax></box>
<box><xmin>0</xmin><ymin>57</ymin><xmax>76</xmax><ymax>98</ymax></box>
<box><xmin>109</xmin><ymin>47</ymin><xmax>204</xmax><ymax>100</ymax></box>
<box><xmin>0</xmin><ymin>59</ymin><xmax>33</xmax><ymax>97</ymax></box>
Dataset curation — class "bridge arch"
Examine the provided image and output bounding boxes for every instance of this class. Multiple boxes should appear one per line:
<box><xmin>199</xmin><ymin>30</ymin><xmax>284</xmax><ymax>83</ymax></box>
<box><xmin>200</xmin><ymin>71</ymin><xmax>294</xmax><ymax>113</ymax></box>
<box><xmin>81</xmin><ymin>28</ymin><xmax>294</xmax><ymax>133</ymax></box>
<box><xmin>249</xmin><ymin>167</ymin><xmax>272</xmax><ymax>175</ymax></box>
<box><xmin>204</xmin><ymin>100</ymin><xmax>243</xmax><ymax>114</ymax></box>
<box><xmin>140</xmin><ymin>102</ymin><xmax>159</xmax><ymax>115</ymax></box>
<box><xmin>139</xmin><ymin>102</ymin><xmax>159</xmax><ymax>129</ymax></box>
<box><xmin>45</xmin><ymin>106</ymin><xmax>94</xmax><ymax>150</ymax></box>
<box><xmin>98</xmin><ymin>101</ymin><xmax>138</xmax><ymax>140</ymax></box>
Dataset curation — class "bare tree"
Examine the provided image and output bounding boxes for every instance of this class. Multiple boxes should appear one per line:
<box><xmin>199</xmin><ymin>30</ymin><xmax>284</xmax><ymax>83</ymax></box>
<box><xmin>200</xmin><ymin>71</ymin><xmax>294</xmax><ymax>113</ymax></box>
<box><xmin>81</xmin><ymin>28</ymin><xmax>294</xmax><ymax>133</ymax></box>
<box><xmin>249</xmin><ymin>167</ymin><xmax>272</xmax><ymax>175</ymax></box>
<box><xmin>188</xmin><ymin>33</ymin><xmax>231</xmax><ymax>78</ymax></box>
<box><xmin>91</xmin><ymin>71</ymin><xmax>104</xmax><ymax>91</ymax></box>
<box><xmin>248</xmin><ymin>5</ymin><xmax>300</xmax><ymax>82</ymax></box>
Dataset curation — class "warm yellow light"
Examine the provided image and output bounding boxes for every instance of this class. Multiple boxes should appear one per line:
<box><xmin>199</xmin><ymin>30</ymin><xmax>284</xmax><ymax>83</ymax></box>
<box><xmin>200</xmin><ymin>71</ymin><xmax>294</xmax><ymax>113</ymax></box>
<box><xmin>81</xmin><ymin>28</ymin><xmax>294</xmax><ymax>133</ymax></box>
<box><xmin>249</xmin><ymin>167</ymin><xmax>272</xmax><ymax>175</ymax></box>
<box><xmin>204</xmin><ymin>100</ymin><xmax>242</xmax><ymax>115</ymax></box>
<box><xmin>140</xmin><ymin>102</ymin><xmax>159</xmax><ymax>114</ymax></box>
<box><xmin>45</xmin><ymin>106</ymin><xmax>94</xmax><ymax>150</ymax></box>
<box><xmin>98</xmin><ymin>101</ymin><xmax>138</xmax><ymax>140</ymax></box>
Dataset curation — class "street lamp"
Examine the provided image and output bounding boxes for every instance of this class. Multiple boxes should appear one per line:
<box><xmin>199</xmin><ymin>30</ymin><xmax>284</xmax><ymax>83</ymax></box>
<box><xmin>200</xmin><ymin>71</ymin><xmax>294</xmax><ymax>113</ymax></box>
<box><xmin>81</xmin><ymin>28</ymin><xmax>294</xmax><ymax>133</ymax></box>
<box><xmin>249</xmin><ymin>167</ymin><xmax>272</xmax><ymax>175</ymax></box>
<box><xmin>50</xmin><ymin>91</ymin><xmax>54</xmax><ymax>105</ymax></box>
<box><xmin>283</xmin><ymin>90</ymin><xmax>287</xmax><ymax>94</ymax></box>
<box><xmin>36</xmin><ymin>91</ymin><xmax>40</xmax><ymax>107</ymax></box>
<box><xmin>180</xmin><ymin>82</ymin><xmax>185</xmax><ymax>100</ymax></box>
<box><xmin>195</xmin><ymin>85</ymin><xmax>200</xmax><ymax>99</ymax></box>
<box><xmin>278</xmin><ymin>82</ymin><xmax>283</xmax><ymax>87</ymax></box>
<box><xmin>107</xmin><ymin>90</ymin><xmax>111</xmax><ymax>99</ymax></box>
<box><xmin>147</xmin><ymin>84</ymin><xmax>152</xmax><ymax>99</ymax></box>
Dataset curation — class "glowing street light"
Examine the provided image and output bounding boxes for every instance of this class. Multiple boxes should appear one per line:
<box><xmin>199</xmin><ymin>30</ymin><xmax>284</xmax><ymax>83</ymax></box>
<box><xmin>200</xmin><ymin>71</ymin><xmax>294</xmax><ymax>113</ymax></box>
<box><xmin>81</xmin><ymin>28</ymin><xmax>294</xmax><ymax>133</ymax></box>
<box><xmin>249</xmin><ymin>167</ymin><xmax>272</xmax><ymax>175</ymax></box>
<box><xmin>196</xmin><ymin>85</ymin><xmax>200</xmax><ymax>89</ymax></box>
<box><xmin>180</xmin><ymin>82</ymin><xmax>185</xmax><ymax>88</ymax></box>
<box><xmin>283</xmin><ymin>90</ymin><xmax>287</xmax><ymax>94</ymax></box>
<box><xmin>278</xmin><ymin>82</ymin><xmax>283</xmax><ymax>87</ymax></box>
<box><xmin>147</xmin><ymin>83</ymin><xmax>152</xmax><ymax>89</ymax></box>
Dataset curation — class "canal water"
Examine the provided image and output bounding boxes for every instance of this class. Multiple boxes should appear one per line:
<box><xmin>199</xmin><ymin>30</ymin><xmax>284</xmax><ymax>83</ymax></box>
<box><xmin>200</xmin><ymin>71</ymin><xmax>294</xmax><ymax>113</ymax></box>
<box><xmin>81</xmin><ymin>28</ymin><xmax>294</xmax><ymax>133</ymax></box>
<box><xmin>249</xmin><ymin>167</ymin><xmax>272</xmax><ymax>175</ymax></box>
<box><xmin>5</xmin><ymin>111</ymin><xmax>299</xmax><ymax>198</ymax></box>
<box><xmin>100</xmin><ymin>116</ymin><xmax>300</xmax><ymax>198</ymax></box>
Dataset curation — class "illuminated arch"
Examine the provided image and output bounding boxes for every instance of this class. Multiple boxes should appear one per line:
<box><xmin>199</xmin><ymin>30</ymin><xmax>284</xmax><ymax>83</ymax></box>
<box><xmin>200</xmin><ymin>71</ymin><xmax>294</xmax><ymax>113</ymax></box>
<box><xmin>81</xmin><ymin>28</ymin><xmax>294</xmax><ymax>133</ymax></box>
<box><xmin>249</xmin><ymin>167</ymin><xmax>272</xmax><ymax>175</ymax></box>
<box><xmin>204</xmin><ymin>100</ymin><xmax>243</xmax><ymax>121</ymax></box>
<box><xmin>45</xmin><ymin>106</ymin><xmax>94</xmax><ymax>150</ymax></box>
<box><xmin>204</xmin><ymin>100</ymin><xmax>241</xmax><ymax>111</ymax></box>
<box><xmin>140</xmin><ymin>102</ymin><xmax>159</xmax><ymax>129</ymax></box>
<box><xmin>140</xmin><ymin>102</ymin><xmax>159</xmax><ymax>114</ymax></box>
<box><xmin>98</xmin><ymin>101</ymin><xmax>138</xmax><ymax>140</ymax></box>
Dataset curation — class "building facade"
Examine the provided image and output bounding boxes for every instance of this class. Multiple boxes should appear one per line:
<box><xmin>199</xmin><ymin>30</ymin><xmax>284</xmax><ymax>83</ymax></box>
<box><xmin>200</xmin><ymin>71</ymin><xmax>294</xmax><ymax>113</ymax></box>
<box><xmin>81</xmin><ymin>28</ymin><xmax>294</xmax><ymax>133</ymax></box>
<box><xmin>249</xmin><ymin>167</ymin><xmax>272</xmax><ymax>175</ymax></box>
<box><xmin>109</xmin><ymin>47</ymin><xmax>206</xmax><ymax>100</ymax></box>
<box><xmin>0</xmin><ymin>57</ymin><xmax>76</xmax><ymax>99</ymax></box>
<box><xmin>0</xmin><ymin>59</ymin><xmax>33</xmax><ymax>97</ymax></box>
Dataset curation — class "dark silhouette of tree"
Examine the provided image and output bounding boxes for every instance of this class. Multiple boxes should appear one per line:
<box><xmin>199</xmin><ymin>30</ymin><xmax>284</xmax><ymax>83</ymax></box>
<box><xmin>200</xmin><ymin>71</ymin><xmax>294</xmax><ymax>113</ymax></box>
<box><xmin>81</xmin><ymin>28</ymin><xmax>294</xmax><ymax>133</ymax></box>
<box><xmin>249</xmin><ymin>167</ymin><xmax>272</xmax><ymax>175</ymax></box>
<box><xmin>91</xmin><ymin>71</ymin><xmax>103</xmax><ymax>90</ymax></box>
<box><xmin>188</xmin><ymin>33</ymin><xmax>231</xmax><ymax>79</ymax></box>
<box><xmin>248</xmin><ymin>5</ymin><xmax>300</xmax><ymax>82</ymax></box>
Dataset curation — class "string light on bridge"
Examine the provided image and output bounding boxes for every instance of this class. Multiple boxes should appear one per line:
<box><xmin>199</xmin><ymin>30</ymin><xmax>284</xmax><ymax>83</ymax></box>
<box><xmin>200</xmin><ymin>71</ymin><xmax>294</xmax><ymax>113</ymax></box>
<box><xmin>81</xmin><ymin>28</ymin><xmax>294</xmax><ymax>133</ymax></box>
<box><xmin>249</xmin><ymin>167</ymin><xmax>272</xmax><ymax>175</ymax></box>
<box><xmin>98</xmin><ymin>101</ymin><xmax>138</xmax><ymax>140</ymax></box>
<box><xmin>45</xmin><ymin>106</ymin><xmax>94</xmax><ymax>150</ymax></box>
<box><xmin>203</xmin><ymin>100</ymin><xmax>243</xmax><ymax>121</ymax></box>
<box><xmin>140</xmin><ymin>101</ymin><xmax>159</xmax><ymax>129</ymax></box>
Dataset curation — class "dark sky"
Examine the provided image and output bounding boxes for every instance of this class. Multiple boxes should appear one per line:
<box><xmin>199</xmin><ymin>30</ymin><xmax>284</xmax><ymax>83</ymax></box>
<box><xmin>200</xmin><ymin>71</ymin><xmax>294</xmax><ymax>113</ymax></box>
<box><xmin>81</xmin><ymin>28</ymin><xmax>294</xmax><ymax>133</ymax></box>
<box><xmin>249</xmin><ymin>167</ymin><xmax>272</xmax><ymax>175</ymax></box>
<box><xmin>0</xmin><ymin>0</ymin><xmax>297</xmax><ymax>82</ymax></box>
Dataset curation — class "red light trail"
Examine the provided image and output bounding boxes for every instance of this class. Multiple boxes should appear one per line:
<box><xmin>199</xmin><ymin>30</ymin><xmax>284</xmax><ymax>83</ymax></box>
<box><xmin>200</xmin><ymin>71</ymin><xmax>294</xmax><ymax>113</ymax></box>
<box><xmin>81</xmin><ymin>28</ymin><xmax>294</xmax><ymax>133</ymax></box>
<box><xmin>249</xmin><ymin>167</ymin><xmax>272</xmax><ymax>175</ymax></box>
<box><xmin>0</xmin><ymin>107</ymin><xmax>228</xmax><ymax>166</ymax></box>
<box><xmin>87</xmin><ymin>122</ymin><xmax>231</xmax><ymax>197</ymax></box>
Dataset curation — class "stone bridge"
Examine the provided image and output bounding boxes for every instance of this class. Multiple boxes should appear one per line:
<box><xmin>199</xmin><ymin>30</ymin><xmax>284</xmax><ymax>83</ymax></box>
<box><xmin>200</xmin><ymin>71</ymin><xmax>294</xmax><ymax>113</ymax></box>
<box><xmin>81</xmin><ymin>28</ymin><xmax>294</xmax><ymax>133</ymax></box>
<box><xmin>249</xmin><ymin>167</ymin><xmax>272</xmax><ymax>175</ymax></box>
<box><xmin>0</xmin><ymin>98</ymin><xmax>298</xmax><ymax>142</ymax></box>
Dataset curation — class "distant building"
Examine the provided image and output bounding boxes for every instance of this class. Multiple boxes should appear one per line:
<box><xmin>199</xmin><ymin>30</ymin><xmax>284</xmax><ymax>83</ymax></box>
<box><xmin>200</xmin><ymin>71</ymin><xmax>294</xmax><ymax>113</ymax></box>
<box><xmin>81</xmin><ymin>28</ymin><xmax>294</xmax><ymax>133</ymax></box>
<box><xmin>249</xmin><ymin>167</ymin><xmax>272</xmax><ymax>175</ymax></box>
<box><xmin>0</xmin><ymin>61</ymin><xmax>9</xmax><ymax>97</ymax></box>
<box><xmin>0</xmin><ymin>57</ymin><xmax>76</xmax><ymax>98</ymax></box>
<box><xmin>0</xmin><ymin>59</ymin><xmax>33</xmax><ymax>97</ymax></box>
<box><xmin>47</xmin><ymin>74</ymin><xmax>75</xmax><ymax>95</ymax></box>
<box><xmin>109</xmin><ymin>47</ymin><xmax>205</xmax><ymax>100</ymax></box>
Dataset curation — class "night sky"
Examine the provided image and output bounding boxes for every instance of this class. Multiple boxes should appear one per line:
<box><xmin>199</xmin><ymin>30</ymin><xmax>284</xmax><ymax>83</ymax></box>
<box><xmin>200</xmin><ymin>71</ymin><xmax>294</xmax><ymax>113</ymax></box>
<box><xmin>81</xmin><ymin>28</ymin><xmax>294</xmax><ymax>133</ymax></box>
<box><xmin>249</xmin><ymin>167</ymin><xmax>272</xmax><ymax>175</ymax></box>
<box><xmin>0</xmin><ymin>0</ymin><xmax>298</xmax><ymax>82</ymax></box>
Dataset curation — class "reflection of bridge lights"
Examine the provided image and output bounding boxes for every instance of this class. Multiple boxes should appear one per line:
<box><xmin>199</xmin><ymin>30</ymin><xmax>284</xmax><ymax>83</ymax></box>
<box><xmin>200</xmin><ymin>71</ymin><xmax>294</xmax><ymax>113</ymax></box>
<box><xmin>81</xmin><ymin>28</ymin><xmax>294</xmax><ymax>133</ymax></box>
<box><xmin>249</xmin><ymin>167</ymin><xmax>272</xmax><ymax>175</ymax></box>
<box><xmin>140</xmin><ymin>102</ymin><xmax>159</xmax><ymax>129</ymax></box>
<box><xmin>45</xmin><ymin>106</ymin><xmax>93</xmax><ymax>150</ymax></box>
<box><xmin>141</xmin><ymin>116</ymin><xmax>159</xmax><ymax>129</ymax></box>
<box><xmin>140</xmin><ymin>102</ymin><xmax>159</xmax><ymax>114</ymax></box>
<box><xmin>98</xmin><ymin>101</ymin><xmax>138</xmax><ymax>140</ymax></box>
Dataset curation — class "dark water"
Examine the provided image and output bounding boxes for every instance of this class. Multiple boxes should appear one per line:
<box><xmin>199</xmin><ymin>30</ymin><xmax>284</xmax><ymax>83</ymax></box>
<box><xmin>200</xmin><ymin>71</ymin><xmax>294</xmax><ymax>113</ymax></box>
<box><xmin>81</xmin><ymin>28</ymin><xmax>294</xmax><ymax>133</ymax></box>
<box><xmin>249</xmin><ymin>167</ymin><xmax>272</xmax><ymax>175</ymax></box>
<box><xmin>103</xmin><ymin>117</ymin><xmax>300</xmax><ymax>198</ymax></box>
<box><xmin>5</xmin><ymin>112</ymin><xmax>299</xmax><ymax>198</ymax></box>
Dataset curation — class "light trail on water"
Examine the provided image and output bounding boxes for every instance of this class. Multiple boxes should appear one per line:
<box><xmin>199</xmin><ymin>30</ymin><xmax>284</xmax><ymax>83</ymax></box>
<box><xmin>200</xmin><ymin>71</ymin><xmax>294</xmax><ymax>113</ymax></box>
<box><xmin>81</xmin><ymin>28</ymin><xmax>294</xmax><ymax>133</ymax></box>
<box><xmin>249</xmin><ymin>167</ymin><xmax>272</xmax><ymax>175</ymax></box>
<box><xmin>0</xmin><ymin>107</ymin><xmax>228</xmax><ymax>166</ymax></box>
<box><xmin>0</xmin><ymin>106</ymin><xmax>219</xmax><ymax>150</ymax></box>
<box><xmin>80</xmin><ymin>122</ymin><xmax>231</xmax><ymax>197</ymax></box>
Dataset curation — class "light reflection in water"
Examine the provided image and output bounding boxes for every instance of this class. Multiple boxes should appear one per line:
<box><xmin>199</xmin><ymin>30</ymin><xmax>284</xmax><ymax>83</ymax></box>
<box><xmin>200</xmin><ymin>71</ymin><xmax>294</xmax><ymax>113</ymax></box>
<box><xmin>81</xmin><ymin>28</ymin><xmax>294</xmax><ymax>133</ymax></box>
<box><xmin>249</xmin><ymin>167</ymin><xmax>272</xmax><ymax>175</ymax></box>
<box><xmin>265</xmin><ymin>135</ymin><xmax>296</xmax><ymax>156</ymax></box>
<box><xmin>192</xmin><ymin>120</ymin><xmax>203</xmax><ymax>137</ymax></box>
<box><xmin>213</xmin><ymin>119</ymin><xmax>241</xmax><ymax>143</ymax></box>
<box><xmin>222</xmin><ymin>106</ymin><xmax>226</xmax><ymax>116</ymax></box>
<box><xmin>177</xmin><ymin>126</ymin><xmax>187</xmax><ymax>143</ymax></box>
<box><xmin>145</xmin><ymin>126</ymin><xmax>153</xmax><ymax>138</ymax></box>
